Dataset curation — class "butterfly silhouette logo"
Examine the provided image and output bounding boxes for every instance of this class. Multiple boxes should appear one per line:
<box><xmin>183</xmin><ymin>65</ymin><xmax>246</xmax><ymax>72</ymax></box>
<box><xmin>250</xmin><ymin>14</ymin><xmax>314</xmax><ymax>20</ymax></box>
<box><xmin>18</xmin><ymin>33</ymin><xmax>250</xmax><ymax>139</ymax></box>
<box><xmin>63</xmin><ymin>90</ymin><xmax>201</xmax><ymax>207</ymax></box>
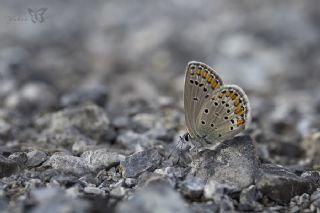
<box><xmin>27</xmin><ymin>8</ymin><xmax>47</xmax><ymax>23</ymax></box>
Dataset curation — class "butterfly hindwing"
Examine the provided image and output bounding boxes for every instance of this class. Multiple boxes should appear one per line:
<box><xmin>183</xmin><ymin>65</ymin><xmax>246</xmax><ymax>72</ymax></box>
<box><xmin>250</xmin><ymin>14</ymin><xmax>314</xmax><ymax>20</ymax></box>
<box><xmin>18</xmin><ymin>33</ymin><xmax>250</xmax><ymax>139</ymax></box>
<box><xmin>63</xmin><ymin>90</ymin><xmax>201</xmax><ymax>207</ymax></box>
<box><xmin>195</xmin><ymin>85</ymin><xmax>250</xmax><ymax>142</ymax></box>
<box><xmin>184</xmin><ymin>61</ymin><xmax>223</xmax><ymax>138</ymax></box>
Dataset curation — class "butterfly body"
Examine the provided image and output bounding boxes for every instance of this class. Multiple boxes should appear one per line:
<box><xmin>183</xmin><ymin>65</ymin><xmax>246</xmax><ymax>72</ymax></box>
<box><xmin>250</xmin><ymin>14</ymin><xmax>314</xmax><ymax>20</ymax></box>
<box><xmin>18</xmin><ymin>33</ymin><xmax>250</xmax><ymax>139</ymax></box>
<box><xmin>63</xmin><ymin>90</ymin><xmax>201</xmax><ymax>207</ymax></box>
<box><xmin>184</xmin><ymin>61</ymin><xmax>251</xmax><ymax>148</ymax></box>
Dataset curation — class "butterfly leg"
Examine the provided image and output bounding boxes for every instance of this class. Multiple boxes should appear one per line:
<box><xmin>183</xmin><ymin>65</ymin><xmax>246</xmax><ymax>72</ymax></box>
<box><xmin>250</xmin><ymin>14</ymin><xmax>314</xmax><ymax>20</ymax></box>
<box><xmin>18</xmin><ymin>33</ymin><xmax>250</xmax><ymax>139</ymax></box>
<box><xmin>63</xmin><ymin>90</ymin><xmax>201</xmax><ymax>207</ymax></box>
<box><xmin>167</xmin><ymin>133</ymin><xmax>192</xmax><ymax>166</ymax></box>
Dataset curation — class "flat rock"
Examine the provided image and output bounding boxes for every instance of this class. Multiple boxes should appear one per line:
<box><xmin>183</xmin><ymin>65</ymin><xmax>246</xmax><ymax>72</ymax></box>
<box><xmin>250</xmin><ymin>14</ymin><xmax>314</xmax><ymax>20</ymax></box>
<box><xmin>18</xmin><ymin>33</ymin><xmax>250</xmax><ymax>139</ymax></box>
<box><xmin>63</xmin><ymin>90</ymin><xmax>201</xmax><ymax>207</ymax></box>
<box><xmin>256</xmin><ymin>164</ymin><xmax>317</xmax><ymax>203</ymax></box>
<box><xmin>47</xmin><ymin>154</ymin><xmax>90</xmax><ymax>175</ymax></box>
<box><xmin>195</xmin><ymin>135</ymin><xmax>258</xmax><ymax>189</ymax></box>
<box><xmin>81</xmin><ymin>149</ymin><xmax>125</xmax><ymax>171</ymax></box>
<box><xmin>0</xmin><ymin>155</ymin><xmax>19</xmax><ymax>178</ymax></box>
<box><xmin>27</xmin><ymin>150</ymin><xmax>47</xmax><ymax>167</ymax></box>
<box><xmin>116</xmin><ymin>183</ymin><xmax>191</xmax><ymax>213</ymax></box>
<box><xmin>121</xmin><ymin>149</ymin><xmax>161</xmax><ymax>178</ymax></box>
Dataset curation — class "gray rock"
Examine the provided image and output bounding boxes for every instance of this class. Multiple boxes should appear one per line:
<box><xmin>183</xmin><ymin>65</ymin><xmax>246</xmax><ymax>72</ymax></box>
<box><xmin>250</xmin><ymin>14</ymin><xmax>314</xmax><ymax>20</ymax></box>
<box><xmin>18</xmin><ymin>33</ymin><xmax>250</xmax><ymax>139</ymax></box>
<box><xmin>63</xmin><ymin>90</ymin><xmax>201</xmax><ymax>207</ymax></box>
<box><xmin>60</xmin><ymin>85</ymin><xmax>108</xmax><ymax>107</ymax></box>
<box><xmin>190</xmin><ymin>203</ymin><xmax>219</xmax><ymax>213</ymax></box>
<box><xmin>116</xmin><ymin>183</ymin><xmax>191</xmax><ymax>213</ymax></box>
<box><xmin>36</xmin><ymin>104</ymin><xmax>110</xmax><ymax>143</ymax></box>
<box><xmin>195</xmin><ymin>135</ymin><xmax>258</xmax><ymax>189</ymax></box>
<box><xmin>0</xmin><ymin>155</ymin><xmax>19</xmax><ymax>178</ymax></box>
<box><xmin>121</xmin><ymin>149</ymin><xmax>161</xmax><ymax>178</ymax></box>
<box><xmin>116</xmin><ymin>131</ymin><xmax>153</xmax><ymax>151</ymax></box>
<box><xmin>8</xmin><ymin>152</ymin><xmax>28</xmax><ymax>167</ymax></box>
<box><xmin>180</xmin><ymin>177</ymin><xmax>205</xmax><ymax>199</ymax></box>
<box><xmin>84</xmin><ymin>186</ymin><xmax>106</xmax><ymax>196</ymax></box>
<box><xmin>30</xmin><ymin>188</ymin><xmax>90</xmax><ymax>213</ymax></box>
<box><xmin>239</xmin><ymin>185</ymin><xmax>262</xmax><ymax>211</ymax></box>
<box><xmin>290</xmin><ymin>193</ymin><xmax>310</xmax><ymax>212</ymax></box>
<box><xmin>47</xmin><ymin>154</ymin><xmax>90</xmax><ymax>175</ymax></box>
<box><xmin>256</xmin><ymin>164</ymin><xmax>317</xmax><ymax>203</ymax></box>
<box><xmin>27</xmin><ymin>150</ymin><xmax>47</xmax><ymax>167</ymax></box>
<box><xmin>310</xmin><ymin>189</ymin><xmax>320</xmax><ymax>209</ymax></box>
<box><xmin>5</xmin><ymin>82</ymin><xmax>57</xmax><ymax>113</ymax></box>
<box><xmin>38</xmin><ymin>125</ymin><xmax>96</xmax><ymax>147</ymax></box>
<box><xmin>203</xmin><ymin>178</ymin><xmax>239</xmax><ymax>201</ymax></box>
<box><xmin>81</xmin><ymin>149</ymin><xmax>125</xmax><ymax>171</ymax></box>
<box><xmin>124</xmin><ymin>178</ymin><xmax>138</xmax><ymax>187</ymax></box>
<box><xmin>110</xmin><ymin>186</ymin><xmax>127</xmax><ymax>198</ymax></box>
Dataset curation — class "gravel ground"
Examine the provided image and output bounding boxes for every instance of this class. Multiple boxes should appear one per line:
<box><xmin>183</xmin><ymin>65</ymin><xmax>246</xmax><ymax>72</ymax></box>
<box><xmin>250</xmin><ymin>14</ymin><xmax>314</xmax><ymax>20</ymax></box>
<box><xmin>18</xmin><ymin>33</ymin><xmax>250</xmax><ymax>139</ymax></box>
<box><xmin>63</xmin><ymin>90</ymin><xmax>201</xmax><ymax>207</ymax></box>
<box><xmin>1</xmin><ymin>0</ymin><xmax>320</xmax><ymax>212</ymax></box>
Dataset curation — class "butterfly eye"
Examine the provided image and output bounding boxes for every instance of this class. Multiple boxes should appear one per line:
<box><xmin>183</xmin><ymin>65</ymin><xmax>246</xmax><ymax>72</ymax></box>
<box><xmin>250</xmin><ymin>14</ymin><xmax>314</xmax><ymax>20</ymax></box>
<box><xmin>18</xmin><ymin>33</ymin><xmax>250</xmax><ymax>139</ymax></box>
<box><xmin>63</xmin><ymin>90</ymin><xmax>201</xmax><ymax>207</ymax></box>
<box><xmin>190</xmin><ymin>65</ymin><xmax>196</xmax><ymax>70</ymax></box>
<box><xmin>201</xmin><ymin>120</ymin><xmax>206</xmax><ymax>125</ymax></box>
<box><xmin>204</xmin><ymin>109</ymin><xmax>209</xmax><ymax>113</ymax></box>
<box><xmin>189</xmin><ymin>80</ymin><xmax>194</xmax><ymax>84</ymax></box>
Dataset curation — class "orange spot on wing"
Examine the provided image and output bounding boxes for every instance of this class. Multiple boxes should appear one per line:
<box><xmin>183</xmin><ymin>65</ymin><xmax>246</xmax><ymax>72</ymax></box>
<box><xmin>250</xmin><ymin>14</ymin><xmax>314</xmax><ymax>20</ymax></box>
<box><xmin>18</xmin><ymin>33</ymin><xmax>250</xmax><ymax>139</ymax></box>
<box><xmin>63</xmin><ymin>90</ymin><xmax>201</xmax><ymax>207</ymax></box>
<box><xmin>237</xmin><ymin>119</ymin><xmax>245</xmax><ymax>126</ymax></box>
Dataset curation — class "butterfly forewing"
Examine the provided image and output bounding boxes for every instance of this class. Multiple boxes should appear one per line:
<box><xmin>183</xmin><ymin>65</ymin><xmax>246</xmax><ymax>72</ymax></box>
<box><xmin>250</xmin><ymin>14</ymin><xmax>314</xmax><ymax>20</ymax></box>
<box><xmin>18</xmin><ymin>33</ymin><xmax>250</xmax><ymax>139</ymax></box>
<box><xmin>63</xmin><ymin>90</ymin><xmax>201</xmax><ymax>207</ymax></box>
<box><xmin>184</xmin><ymin>61</ymin><xmax>223</xmax><ymax>138</ymax></box>
<box><xmin>195</xmin><ymin>85</ymin><xmax>250</xmax><ymax>141</ymax></box>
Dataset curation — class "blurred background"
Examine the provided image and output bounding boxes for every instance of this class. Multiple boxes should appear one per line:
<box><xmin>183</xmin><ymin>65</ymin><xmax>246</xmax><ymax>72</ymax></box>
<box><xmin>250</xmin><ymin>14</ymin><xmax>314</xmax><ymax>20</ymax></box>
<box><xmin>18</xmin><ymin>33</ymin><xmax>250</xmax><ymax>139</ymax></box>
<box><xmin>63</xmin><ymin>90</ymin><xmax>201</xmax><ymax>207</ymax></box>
<box><xmin>1</xmin><ymin>0</ymin><xmax>320</xmax><ymax>164</ymax></box>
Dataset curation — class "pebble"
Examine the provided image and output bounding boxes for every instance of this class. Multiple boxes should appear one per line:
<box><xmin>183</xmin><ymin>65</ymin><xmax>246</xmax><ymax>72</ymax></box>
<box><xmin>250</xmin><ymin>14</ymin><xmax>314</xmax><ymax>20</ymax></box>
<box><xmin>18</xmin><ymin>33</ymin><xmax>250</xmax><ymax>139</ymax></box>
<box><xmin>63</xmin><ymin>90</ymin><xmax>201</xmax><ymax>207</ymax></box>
<box><xmin>121</xmin><ymin>149</ymin><xmax>162</xmax><ymax>178</ymax></box>
<box><xmin>239</xmin><ymin>185</ymin><xmax>262</xmax><ymax>211</ymax></box>
<box><xmin>116</xmin><ymin>183</ymin><xmax>191</xmax><ymax>213</ymax></box>
<box><xmin>8</xmin><ymin>152</ymin><xmax>28</xmax><ymax>167</ymax></box>
<box><xmin>60</xmin><ymin>85</ymin><xmax>108</xmax><ymax>107</ymax></box>
<box><xmin>81</xmin><ymin>149</ymin><xmax>125</xmax><ymax>171</ymax></box>
<box><xmin>256</xmin><ymin>164</ymin><xmax>317</xmax><ymax>203</ymax></box>
<box><xmin>180</xmin><ymin>177</ymin><xmax>204</xmax><ymax>199</ymax></box>
<box><xmin>110</xmin><ymin>186</ymin><xmax>127</xmax><ymax>198</ymax></box>
<box><xmin>47</xmin><ymin>154</ymin><xmax>91</xmax><ymax>175</ymax></box>
<box><xmin>30</xmin><ymin>188</ymin><xmax>90</xmax><ymax>213</ymax></box>
<box><xmin>36</xmin><ymin>104</ymin><xmax>110</xmax><ymax>143</ymax></box>
<box><xmin>124</xmin><ymin>178</ymin><xmax>138</xmax><ymax>187</ymax></box>
<box><xmin>27</xmin><ymin>150</ymin><xmax>47</xmax><ymax>167</ymax></box>
<box><xmin>84</xmin><ymin>186</ymin><xmax>106</xmax><ymax>196</ymax></box>
<box><xmin>0</xmin><ymin>155</ymin><xmax>19</xmax><ymax>178</ymax></box>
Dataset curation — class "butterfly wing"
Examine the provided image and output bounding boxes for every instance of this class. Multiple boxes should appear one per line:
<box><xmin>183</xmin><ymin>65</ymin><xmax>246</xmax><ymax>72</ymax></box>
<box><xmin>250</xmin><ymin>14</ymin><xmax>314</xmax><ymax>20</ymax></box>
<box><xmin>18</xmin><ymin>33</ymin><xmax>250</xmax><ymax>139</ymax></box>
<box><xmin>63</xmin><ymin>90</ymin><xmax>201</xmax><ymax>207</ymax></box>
<box><xmin>36</xmin><ymin>8</ymin><xmax>47</xmax><ymax>22</ymax></box>
<box><xmin>195</xmin><ymin>84</ymin><xmax>251</xmax><ymax>142</ymax></box>
<box><xmin>28</xmin><ymin>8</ymin><xmax>37</xmax><ymax>23</ymax></box>
<box><xmin>184</xmin><ymin>61</ymin><xmax>223</xmax><ymax>138</ymax></box>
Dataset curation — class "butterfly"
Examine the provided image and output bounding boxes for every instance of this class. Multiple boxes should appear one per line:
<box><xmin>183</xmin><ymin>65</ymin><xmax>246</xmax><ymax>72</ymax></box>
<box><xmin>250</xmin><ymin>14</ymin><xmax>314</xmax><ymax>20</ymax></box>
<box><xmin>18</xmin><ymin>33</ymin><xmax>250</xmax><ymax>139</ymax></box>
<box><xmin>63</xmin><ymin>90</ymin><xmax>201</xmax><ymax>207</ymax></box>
<box><xmin>28</xmin><ymin>8</ymin><xmax>47</xmax><ymax>23</ymax></box>
<box><xmin>183</xmin><ymin>61</ymin><xmax>251</xmax><ymax>148</ymax></box>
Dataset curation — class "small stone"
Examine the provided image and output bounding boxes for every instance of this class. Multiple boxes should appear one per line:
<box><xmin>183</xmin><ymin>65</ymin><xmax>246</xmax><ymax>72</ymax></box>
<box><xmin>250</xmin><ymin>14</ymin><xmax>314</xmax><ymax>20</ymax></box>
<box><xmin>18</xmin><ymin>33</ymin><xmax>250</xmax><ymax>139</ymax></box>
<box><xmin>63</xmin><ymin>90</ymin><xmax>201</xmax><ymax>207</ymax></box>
<box><xmin>0</xmin><ymin>155</ymin><xmax>19</xmax><ymax>178</ymax></box>
<box><xmin>190</xmin><ymin>203</ymin><xmax>219</xmax><ymax>213</ymax></box>
<box><xmin>121</xmin><ymin>149</ymin><xmax>161</xmax><ymax>178</ymax></box>
<box><xmin>302</xmin><ymin>132</ymin><xmax>320</xmax><ymax>168</ymax></box>
<box><xmin>124</xmin><ymin>178</ymin><xmax>137</xmax><ymax>187</ymax></box>
<box><xmin>180</xmin><ymin>177</ymin><xmax>204</xmax><ymax>199</ymax></box>
<box><xmin>8</xmin><ymin>152</ymin><xmax>28</xmax><ymax>167</ymax></box>
<box><xmin>110</xmin><ymin>186</ymin><xmax>126</xmax><ymax>198</ymax></box>
<box><xmin>132</xmin><ymin>113</ymin><xmax>157</xmax><ymax>130</ymax></box>
<box><xmin>239</xmin><ymin>185</ymin><xmax>262</xmax><ymax>211</ymax></box>
<box><xmin>116</xmin><ymin>183</ymin><xmax>191</xmax><ymax>213</ymax></box>
<box><xmin>195</xmin><ymin>135</ymin><xmax>258</xmax><ymax>189</ymax></box>
<box><xmin>36</xmin><ymin>104</ymin><xmax>110</xmax><ymax>143</ymax></box>
<box><xmin>84</xmin><ymin>186</ymin><xmax>105</xmax><ymax>196</ymax></box>
<box><xmin>5</xmin><ymin>82</ymin><xmax>57</xmax><ymax>113</ymax></box>
<box><xmin>203</xmin><ymin>178</ymin><xmax>239</xmax><ymax>202</ymax></box>
<box><xmin>47</xmin><ymin>154</ymin><xmax>90</xmax><ymax>175</ymax></box>
<box><xmin>27</xmin><ymin>150</ymin><xmax>47</xmax><ymax>167</ymax></box>
<box><xmin>116</xmin><ymin>131</ymin><xmax>153</xmax><ymax>151</ymax></box>
<box><xmin>60</xmin><ymin>85</ymin><xmax>108</xmax><ymax>107</ymax></box>
<box><xmin>81</xmin><ymin>149</ymin><xmax>125</xmax><ymax>171</ymax></box>
<box><xmin>30</xmin><ymin>188</ymin><xmax>90</xmax><ymax>213</ymax></box>
<box><xmin>256</xmin><ymin>164</ymin><xmax>317</xmax><ymax>203</ymax></box>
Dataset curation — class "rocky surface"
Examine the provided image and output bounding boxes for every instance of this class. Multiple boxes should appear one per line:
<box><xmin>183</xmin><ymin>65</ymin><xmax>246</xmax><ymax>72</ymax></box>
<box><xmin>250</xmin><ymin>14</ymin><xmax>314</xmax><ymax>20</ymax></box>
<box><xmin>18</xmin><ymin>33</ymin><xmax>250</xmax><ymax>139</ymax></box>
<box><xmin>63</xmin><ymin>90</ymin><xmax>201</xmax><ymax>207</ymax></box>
<box><xmin>1</xmin><ymin>0</ymin><xmax>320</xmax><ymax>212</ymax></box>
